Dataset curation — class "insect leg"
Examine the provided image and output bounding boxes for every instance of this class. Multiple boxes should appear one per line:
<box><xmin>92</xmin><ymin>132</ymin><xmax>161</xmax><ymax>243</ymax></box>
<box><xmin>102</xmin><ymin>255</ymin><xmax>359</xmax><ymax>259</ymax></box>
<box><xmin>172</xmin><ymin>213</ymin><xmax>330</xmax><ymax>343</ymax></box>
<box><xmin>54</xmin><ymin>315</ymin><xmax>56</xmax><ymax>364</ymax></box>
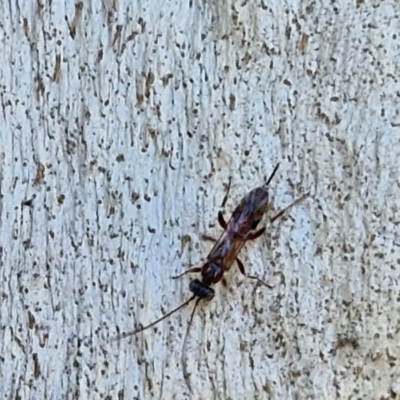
<box><xmin>217</xmin><ymin>176</ymin><xmax>232</xmax><ymax>229</ymax></box>
<box><xmin>172</xmin><ymin>267</ymin><xmax>202</xmax><ymax>279</ymax></box>
<box><xmin>201</xmin><ymin>234</ymin><xmax>217</xmax><ymax>242</ymax></box>
<box><xmin>266</xmin><ymin>163</ymin><xmax>280</xmax><ymax>185</ymax></box>
<box><xmin>270</xmin><ymin>193</ymin><xmax>309</xmax><ymax>224</ymax></box>
<box><xmin>218</xmin><ymin>211</ymin><xmax>228</xmax><ymax>229</ymax></box>
<box><xmin>236</xmin><ymin>257</ymin><xmax>273</xmax><ymax>288</ymax></box>
<box><xmin>244</xmin><ymin>227</ymin><xmax>266</xmax><ymax>241</ymax></box>
<box><xmin>220</xmin><ymin>176</ymin><xmax>232</xmax><ymax>208</ymax></box>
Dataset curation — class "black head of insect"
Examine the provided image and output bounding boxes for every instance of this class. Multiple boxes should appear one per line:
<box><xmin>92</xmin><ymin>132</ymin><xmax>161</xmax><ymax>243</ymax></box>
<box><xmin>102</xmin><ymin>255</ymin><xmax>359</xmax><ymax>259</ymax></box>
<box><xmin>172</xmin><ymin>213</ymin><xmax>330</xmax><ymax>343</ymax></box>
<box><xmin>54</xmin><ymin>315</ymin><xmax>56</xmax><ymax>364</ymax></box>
<box><xmin>189</xmin><ymin>278</ymin><xmax>215</xmax><ymax>301</ymax></box>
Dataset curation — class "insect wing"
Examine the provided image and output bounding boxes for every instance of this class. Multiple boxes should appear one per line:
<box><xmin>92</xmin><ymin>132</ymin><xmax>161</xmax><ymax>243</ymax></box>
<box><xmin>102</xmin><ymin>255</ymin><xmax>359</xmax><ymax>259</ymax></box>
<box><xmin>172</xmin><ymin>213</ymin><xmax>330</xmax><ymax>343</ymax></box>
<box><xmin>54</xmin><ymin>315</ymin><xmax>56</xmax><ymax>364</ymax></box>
<box><xmin>228</xmin><ymin>187</ymin><xmax>270</xmax><ymax>234</ymax></box>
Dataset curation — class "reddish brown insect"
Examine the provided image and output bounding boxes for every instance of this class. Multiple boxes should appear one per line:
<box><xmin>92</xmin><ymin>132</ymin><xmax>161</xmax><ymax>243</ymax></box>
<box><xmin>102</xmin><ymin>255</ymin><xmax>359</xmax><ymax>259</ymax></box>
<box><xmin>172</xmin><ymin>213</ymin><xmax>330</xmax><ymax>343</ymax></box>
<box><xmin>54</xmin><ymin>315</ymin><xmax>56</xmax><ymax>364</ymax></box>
<box><xmin>118</xmin><ymin>163</ymin><xmax>308</xmax><ymax>339</ymax></box>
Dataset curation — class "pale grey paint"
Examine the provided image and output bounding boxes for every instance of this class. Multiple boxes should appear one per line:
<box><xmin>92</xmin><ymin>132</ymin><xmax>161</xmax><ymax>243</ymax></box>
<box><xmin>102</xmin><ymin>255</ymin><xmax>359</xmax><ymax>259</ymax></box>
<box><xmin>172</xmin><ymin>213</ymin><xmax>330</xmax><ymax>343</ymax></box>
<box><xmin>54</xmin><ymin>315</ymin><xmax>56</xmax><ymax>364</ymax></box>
<box><xmin>1</xmin><ymin>1</ymin><xmax>400</xmax><ymax>399</ymax></box>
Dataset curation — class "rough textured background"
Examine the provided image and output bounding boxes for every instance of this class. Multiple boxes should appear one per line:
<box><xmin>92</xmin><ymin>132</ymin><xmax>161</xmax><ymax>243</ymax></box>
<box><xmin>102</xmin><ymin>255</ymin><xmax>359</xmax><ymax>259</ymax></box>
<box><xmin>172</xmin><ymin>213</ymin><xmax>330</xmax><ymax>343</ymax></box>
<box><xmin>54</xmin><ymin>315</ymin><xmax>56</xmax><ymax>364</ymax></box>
<box><xmin>1</xmin><ymin>1</ymin><xmax>400</xmax><ymax>399</ymax></box>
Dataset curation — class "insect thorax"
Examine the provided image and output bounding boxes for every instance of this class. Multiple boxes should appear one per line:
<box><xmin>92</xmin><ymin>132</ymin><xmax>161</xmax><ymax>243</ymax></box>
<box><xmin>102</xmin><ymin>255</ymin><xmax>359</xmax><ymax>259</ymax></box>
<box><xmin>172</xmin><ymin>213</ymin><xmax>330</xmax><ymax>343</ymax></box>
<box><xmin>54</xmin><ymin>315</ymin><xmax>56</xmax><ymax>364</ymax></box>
<box><xmin>201</xmin><ymin>260</ymin><xmax>224</xmax><ymax>286</ymax></box>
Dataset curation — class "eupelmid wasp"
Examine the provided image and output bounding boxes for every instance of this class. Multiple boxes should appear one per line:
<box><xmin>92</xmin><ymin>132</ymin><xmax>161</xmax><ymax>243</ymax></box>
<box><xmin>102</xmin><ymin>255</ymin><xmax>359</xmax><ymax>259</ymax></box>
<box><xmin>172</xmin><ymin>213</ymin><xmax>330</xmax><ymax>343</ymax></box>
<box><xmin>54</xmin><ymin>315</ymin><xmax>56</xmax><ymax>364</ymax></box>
<box><xmin>118</xmin><ymin>163</ymin><xmax>308</xmax><ymax>339</ymax></box>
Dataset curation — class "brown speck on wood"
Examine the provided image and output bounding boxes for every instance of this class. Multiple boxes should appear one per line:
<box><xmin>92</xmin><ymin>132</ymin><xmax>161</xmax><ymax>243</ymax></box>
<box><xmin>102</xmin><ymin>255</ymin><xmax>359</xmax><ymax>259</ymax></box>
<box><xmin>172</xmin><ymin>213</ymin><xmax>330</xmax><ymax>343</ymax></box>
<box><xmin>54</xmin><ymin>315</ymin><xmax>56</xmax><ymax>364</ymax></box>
<box><xmin>136</xmin><ymin>92</ymin><xmax>144</xmax><ymax>105</ymax></box>
<box><xmin>36</xmin><ymin>74</ymin><xmax>45</xmax><ymax>99</ymax></box>
<box><xmin>97</xmin><ymin>49</ymin><xmax>103</xmax><ymax>63</ymax></box>
<box><xmin>229</xmin><ymin>94</ymin><xmax>236</xmax><ymax>110</ymax></box>
<box><xmin>138</xmin><ymin>17</ymin><xmax>146</xmax><ymax>33</ymax></box>
<box><xmin>112</xmin><ymin>25</ymin><xmax>123</xmax><ymax>47</ymax></box>
<box><xmin>33</xmin><ymin>163</ymin><xmax>45</xmax><ymax>186</ymax></box>
<box><xmin>28</xmin><ymin>311</ymin><xmax>36</xmax><ymax>329</ymax></box>
<box><xmin>130</xmin><ymin>262</ymin><xmax>138</xmax><ymax>270</ymax></box>
<box><xmin>306</xmin><ymin>69</ymin><xmax>315</xmax><ymax>78</ymax></box>
<box><xmin>22</xmin><ymin>198</ymin><xmax>34</xmax><ymax>207</ymax></box>
<box><xmin>355</xmin><ymin>366</ymin><xmax>363</xmax><ymax>378</ymax></box>
<box><xmin>335</xmin><ymin>336</ymin><xmax>359</xmax><ymax>350</ymax></box>
<box><xmin>57</xmin><ymin>194</ymin><xmax>66</xmax><ymax>204</ymax></box>
<box><xmin>33</xmin><ymin>353</ymin><xmax>41</xmax><ymax>379</ymax></box>
<box><xmin>148</xmin><ymin>128</ymin><xmax>156</xmax><ymax>139</ymax></box>
<box><xmin>161</xmin><ymin>73</ymin><xmax>173</xmax><ymax>86</ymax></box>
<box><xmin>23</xmin><ymin>18</ymin><xmax>29</xmax><ymax>37</ymax></box>
<box><xmin>145</xmin><ymin>71</ymin><xmax>155</xmax><ymax>98</ymax></box>
<box><xmin>285</xmin><ymin>26</ymin><xmax>291</xmax><ymax>40</ymax></box>
<box><xmin>131</xmin><ymin>192</ymin><xmax>140</xmax><ymax>203</ymax></box>
<box><xmin>127</xmin><ymin>31</ymin><xmax>139</xmax><ymax>42</ymax></box>
<box><xmin>69</xmin><ymin>2</ymin><xmax>83</xmax><ymax>39</ymax></box>
<box><xmin>334</xmin><ymin>113</ymin><xmax>341</xmax><ymax>125</ymax></box>
<box><xmin>180</xmin><ymin>234</ymin><xmax>191</xmax><ymax>252</ymax></box>
<box><xmin>299</xmin><ymin>34</ymin><xmax>309</xmax><ymax>53</ymax></box>
<box><xmin>262</xmin><ymin>382</ymin><xmax>272</xmax><ymax>394</ymax></box>
<box><xmin>242</xmin><ymin>52</ymin><xmax>252</xmax><ymax>65</ymax></box>
<box><xmin>52</xmin><ymin>54</ymin><xmax>61</xmax><ymax>82</ymax></box>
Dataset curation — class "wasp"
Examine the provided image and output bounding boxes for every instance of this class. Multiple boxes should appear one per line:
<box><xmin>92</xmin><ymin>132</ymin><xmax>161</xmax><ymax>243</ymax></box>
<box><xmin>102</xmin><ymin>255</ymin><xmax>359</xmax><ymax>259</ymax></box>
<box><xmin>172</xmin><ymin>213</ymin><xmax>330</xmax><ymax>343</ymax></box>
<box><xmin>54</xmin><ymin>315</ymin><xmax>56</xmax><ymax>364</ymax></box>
<box><xmin>118</xmin><ymin>163</ymin><xmax>308</xmax><ymax>339</ymax></box>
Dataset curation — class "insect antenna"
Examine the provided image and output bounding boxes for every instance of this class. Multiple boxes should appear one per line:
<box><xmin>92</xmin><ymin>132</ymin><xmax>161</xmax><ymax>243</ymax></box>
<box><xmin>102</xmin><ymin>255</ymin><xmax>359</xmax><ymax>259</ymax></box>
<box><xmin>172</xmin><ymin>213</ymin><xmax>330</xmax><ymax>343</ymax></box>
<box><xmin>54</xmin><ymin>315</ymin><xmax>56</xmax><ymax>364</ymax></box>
<box><xmin>181</xmin><ymin>297</ymin><xmax>201</xmax><ymax>392</ymax></box>
<box><xmin>116</xmin><ymin>295</ymin><xmax>196</xmax><ymax>340</ymax></box>
<box><xmin>266</xmin><ymin>163</ymin><xmax>280</xmax><ymax>186</ymax></box>
<box><xmin>269</xmin><ymin>192</ymin><xmax>310</xmax><ymax>224</ymax></box>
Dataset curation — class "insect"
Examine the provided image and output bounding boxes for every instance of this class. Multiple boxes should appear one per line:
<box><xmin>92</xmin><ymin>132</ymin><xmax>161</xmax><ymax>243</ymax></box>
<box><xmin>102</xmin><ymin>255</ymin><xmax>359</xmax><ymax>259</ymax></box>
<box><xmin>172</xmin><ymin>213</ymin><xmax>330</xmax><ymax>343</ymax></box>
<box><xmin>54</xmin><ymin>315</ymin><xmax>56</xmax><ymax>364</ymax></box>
<box><xmin>118</xmin><ymin>163</ymin><xmax>308</xmax><ymax>339</ymax></box>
